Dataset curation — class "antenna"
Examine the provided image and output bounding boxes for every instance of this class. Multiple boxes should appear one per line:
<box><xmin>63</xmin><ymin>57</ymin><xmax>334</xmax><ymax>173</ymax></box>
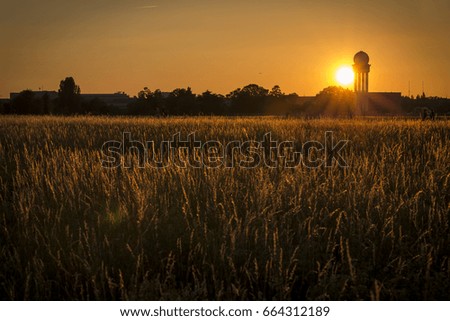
<box><xmin>422</xmin><ymin>81</ymin><xmax>425</xmax><ymax>96</ymax></box>
<box><xmin>408</xmin><ymin>81</ymin><xmax>411</xmax><ymax>97</ymax></box>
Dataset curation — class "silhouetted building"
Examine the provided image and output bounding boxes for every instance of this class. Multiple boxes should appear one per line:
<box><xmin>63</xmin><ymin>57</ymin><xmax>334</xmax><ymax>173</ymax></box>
<box><xmin>367</xmin><ymin>92</ymin><xmax>402</xmax><ymax>115</ymax></box>
<box><xmin>10</xmin><ymin>91</ymin><xmax>58</xmax><ymax>101</ymax></box>
<box><xmin>353</xmin><ymin>51</ymin><xmax>371</xmax><ymax>115</ymax></box>
<box><xmin>10</xmin><ymin>91</ymin><xmax>131</xmax><ymax>110</ymax></box>
<box><xmin>81</xmin><ymin>93</ymin><xmax>131</xmax><ymax>110</ymax></box>
<box><xmin>353</xmin><ymin>51</ymin><xmax>402</xmax><ymax>116</ymax></box>
<box><xmin>296</xmin><ymin>96</ymin><xmax>315</xmax><ymax>106</ymax></box>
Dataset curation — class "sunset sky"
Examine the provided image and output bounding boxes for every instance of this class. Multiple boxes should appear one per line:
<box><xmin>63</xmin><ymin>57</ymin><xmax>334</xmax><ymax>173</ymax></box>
<box><xmin>1</xmin><ymin>0</ymin><xmax>449</xmax><ymax>98</ymax></box>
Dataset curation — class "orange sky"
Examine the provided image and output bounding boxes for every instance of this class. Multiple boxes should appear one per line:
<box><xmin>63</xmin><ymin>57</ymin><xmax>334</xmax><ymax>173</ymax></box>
<box><xmin>1</xmin><ymin>0</ymin><xmax>449</xmax><ymax>98</ymax></box>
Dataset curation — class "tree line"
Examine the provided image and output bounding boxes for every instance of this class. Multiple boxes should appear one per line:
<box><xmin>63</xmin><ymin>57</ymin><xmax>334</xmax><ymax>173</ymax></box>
<box><xmin>2</xmin><ymin>76</ymin><xmax>449</xmax><ymax>116</ymax></box>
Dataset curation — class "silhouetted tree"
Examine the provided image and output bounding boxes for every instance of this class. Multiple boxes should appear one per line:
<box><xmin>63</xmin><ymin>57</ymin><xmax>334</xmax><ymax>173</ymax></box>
<box><xmin>269</xmin><ymin>85</ymin><xmax>284</xmax><ymax>98</ymax></box>
<box><xmin>128</xmin><ymin>87</ymin><xmax>165</xmax><ymax>115</ymax></box>
<box><xmin>197</xmin><ymin>90</ymin><xmax>226</xmax><ymax>115</ymax></box>
<box><xmin>81</xmin><ymin>98</ymin><xmax>109</xmax><ymax>115</ymax></box>
<box><xmin>307</xmin><ymin>86</ymin><xmax>354</xmax><ymax>117</ymax></box>
<box><xmin>166</xmin><ymin>87</ymin><xmax>197</xmax><ymax>115</ymax></box>
<box><xmin>0</xmin><ymin>102</ymin><xmax>5</xmax><ymax>114</ymax></box>
<box><xmin>265</xmin><ymin>85</ymin><xmax>291</xmax><ymax>115</ymax></box>
<box><xmin>400</xmin><ymin>94</ymin><xmax>450</xmax><ymax>116</ymax></box>
<box><xmin>57</xmin><ymin>77</ymin><xmax>81</xmax><ymax>114</ymax></box>
<box><xmin>227</xmin><ymin>84</ymin><xmax>269</xmax><ymax>114</ymax></box>
<box><xmin>10</xmin><ymin>90</ymin><xmax>43</xmax><ymax>114</ymax></box>
<box><xmin>146</xmin><ymin>89</ymin><xmax>165</xmax><ymax>115</ymax></box>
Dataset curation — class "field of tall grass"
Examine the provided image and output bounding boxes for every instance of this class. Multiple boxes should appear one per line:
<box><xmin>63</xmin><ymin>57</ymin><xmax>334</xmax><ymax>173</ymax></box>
<box><xmin>0</xmin><ymin>115</ymin><xmax>449</xmax><ymax>300</ymax></box>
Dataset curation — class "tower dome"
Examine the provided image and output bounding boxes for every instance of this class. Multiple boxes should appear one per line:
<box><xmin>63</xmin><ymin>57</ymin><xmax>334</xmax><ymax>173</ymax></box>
<box><xmin>354</xmin><ymin>51</ymin><xmax>369</xmax><ymax>65</ymax></box>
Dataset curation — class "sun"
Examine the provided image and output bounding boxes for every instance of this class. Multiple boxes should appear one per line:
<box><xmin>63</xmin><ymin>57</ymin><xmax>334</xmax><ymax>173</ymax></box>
<box><xmin>336</xmin><ymin>66</ymin><xmax>354</xmax><ymax>86</ymax></box>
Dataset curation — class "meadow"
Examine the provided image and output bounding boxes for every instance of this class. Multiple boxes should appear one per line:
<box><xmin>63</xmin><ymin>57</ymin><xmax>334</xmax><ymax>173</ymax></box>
<box><xmin>0</xmin><ymin>115</ymin><xmax>449</xmax><ymax>300</ymax></box>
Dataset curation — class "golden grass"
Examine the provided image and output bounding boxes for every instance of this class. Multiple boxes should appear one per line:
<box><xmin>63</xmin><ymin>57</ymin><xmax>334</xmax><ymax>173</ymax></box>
<box><xmin>0</xmin><ymin>115</ymin><xmax>449</xmax><ymax>300</ymax></box>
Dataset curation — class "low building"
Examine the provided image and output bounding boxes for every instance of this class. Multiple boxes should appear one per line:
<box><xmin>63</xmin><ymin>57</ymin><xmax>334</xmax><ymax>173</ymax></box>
<box><xmin>367</xmin><ymin>92</ymin><xmax>403</xmax><ymax>115</ymax></box>
<box><xmin>9</xmin><ymin>91</ymin><xmax>132</xmax><ymax>111</ymax></box>
<box><xmin>10</xmin><ymin>91</ymin><xmax>58</xmax><ymax>100</ymax></box>
<box><xmin>81</xmin><ymin>93</ymin><xmax>131</xmax><ymax>110</ymax></box>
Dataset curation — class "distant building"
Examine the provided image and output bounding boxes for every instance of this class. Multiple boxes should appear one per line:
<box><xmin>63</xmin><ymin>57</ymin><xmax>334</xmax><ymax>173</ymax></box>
<box><xmin>9</xmin><ymin>91</ymin><xmax>132</xmax><ymax>110</ymax></box>
<box><xmin>289</xmin><ymin>52</ymin><xmax>403</xmax><ymax>116</ymax></box>
<box><xmin>295</xmin><ymin>96</ymin><xmax>315</xmax><ymax>106</ymax></box>
<box><xmin>367</xmin><ymin>92</ymin><xmax>402</xmax><ymax>115</ymax></box>
<box><xmin>353</xmin><ymin>51</ymin><xmax>370</xmax><ymax>115</ymax></box>
<box><xmin>10</xmin><ymin>91</ymin><xmax>58</xmax><ymax>101</ymax></box>
<box><xmin>80</xmin><ymin>93</ymin><xmax>131</xmax><ymax>110</ymax></box>
<box><xmin>353</xmin><ymin>51</ymin><xmax>402</xmax><ymax>116</ymax></box>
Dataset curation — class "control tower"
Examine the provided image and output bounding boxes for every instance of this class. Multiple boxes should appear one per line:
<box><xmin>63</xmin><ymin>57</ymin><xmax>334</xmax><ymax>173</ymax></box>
<box><xmin>353</xmin><ymin>51</ymin><xmax>371</xmax><ymax>115</ymax></box>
